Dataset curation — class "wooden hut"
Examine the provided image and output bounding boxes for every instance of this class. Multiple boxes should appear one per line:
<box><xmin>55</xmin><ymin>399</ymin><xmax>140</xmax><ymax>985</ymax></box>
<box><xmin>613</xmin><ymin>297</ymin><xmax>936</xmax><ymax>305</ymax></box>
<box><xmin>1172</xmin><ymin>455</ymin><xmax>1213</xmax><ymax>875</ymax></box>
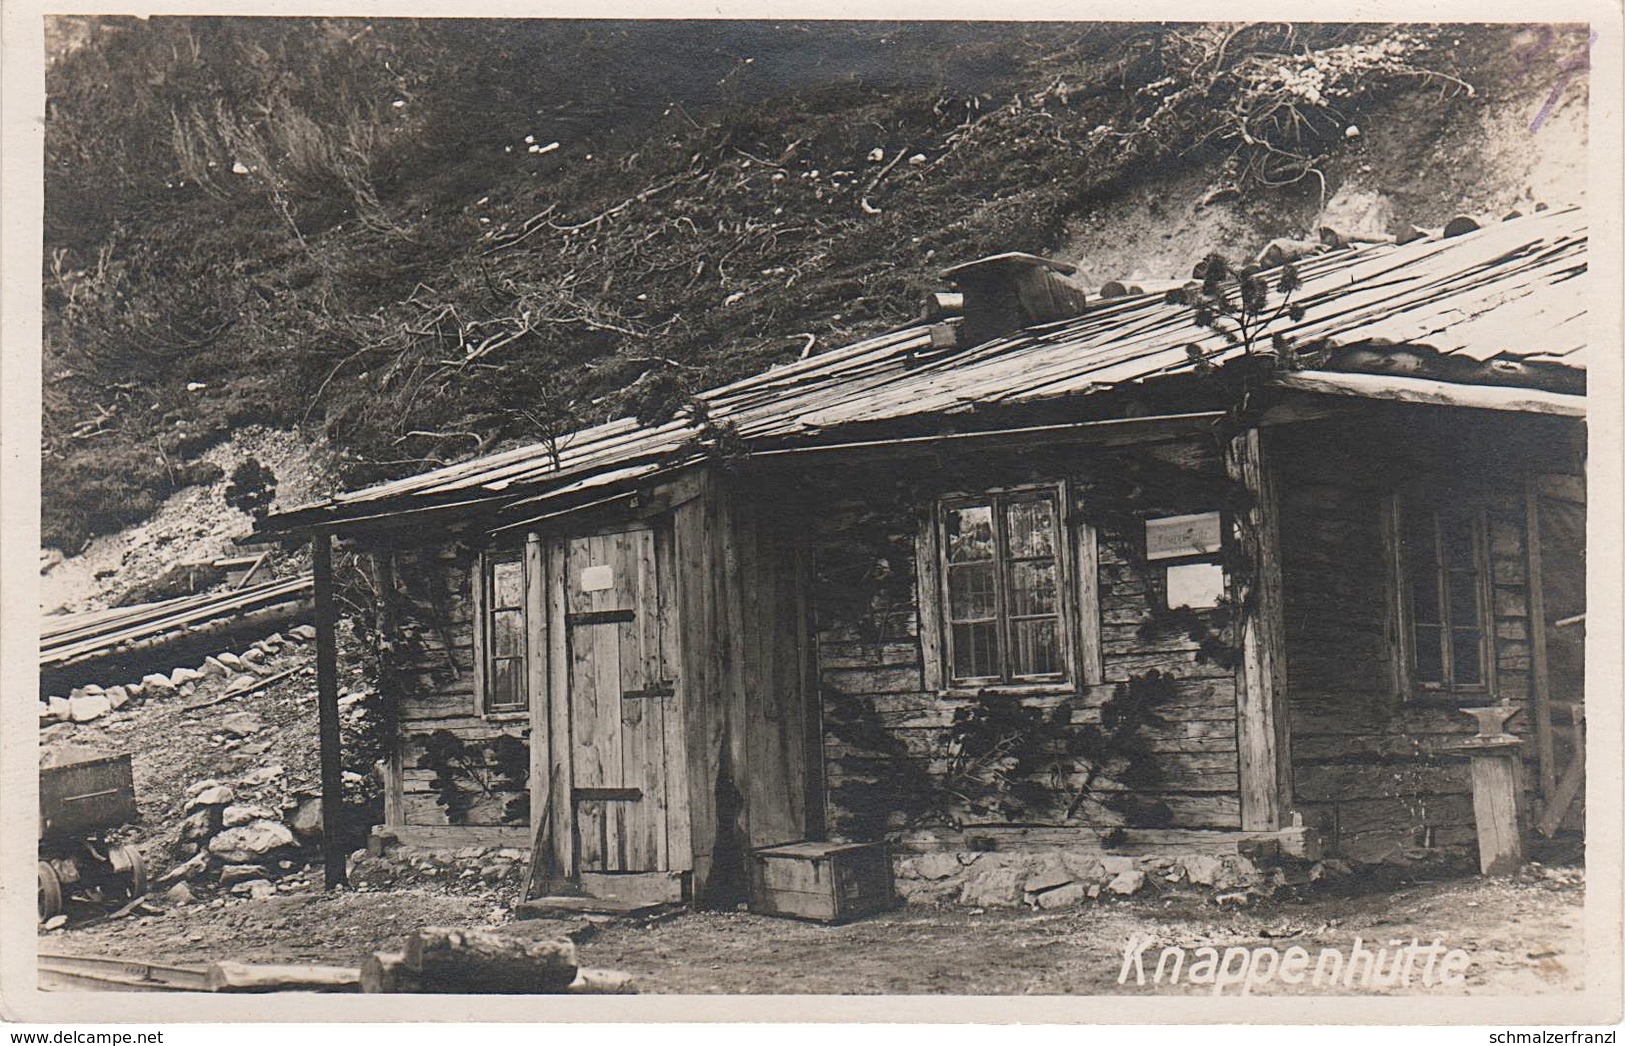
<box><xmin>259</xmin><ymin>207</ymin><xmax>1589</xmax><ymax>904</ymax></box>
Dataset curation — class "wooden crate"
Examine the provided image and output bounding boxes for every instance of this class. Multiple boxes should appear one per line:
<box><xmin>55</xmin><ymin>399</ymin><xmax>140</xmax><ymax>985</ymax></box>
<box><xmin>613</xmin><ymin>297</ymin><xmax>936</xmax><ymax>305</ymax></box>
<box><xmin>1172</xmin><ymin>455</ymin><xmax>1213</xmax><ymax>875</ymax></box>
<box><xmin>748</xmin><ymin>841</ymin><xmax>895</xmax><ymax>923</ymax></box>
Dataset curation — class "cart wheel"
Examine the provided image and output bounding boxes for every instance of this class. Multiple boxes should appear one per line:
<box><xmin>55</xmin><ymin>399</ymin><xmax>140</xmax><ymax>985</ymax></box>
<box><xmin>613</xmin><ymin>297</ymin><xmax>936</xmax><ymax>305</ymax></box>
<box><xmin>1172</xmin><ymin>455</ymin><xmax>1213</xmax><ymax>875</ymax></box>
<box><xmin>38</xmin><ymin>863</ymin><xmax>63</xmax><ymax>921</ymax></box>
<box><xmin>108</xmin><ymin>846</ymin><xmax>147</xmax><ymax>900</ymax></box>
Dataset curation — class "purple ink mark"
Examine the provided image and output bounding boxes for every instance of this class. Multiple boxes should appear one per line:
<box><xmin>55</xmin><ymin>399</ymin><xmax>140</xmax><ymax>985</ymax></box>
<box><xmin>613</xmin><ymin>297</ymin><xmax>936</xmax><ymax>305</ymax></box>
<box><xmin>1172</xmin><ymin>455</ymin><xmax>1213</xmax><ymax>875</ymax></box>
<box><xmin>1531</xmin><ymin>28</ymin><xmax>1596</xmax><ymax>134</ymax></box>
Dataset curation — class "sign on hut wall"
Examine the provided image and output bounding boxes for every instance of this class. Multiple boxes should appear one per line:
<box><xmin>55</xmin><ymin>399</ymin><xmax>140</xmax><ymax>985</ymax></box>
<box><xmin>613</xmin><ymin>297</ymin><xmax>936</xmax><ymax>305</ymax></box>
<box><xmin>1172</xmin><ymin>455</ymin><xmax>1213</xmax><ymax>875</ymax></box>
<box><xmin>1145</xmin><ymin>512</ymin><xmax>1223</xmax><ymax>561</ymax></box>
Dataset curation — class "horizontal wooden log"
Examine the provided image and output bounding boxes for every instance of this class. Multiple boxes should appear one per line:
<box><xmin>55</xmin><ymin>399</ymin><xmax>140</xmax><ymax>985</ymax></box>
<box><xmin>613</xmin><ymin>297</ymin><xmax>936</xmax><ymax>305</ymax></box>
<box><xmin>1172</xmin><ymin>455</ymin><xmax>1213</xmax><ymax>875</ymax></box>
<box><xmin>888</xmin><ymin>825</ymin><xmax>1278</xmax><ymax>855</ymax></box>
<box><xmin>405</xmin><ymin>928</ymin><xmax>577</xmax><ymax>994</ymax></box>
<box><xmin>376</xmin><ymin>825</ymin><xmax>533</xmax><ymax>849</ymax></box>
<box><xmin>817</xmin><ymin>641</ymin><xmax>922</xmax><ymax>670</ymax></box>
<box><xmin>360</xmin><ymin>951</ymin><xmax>419</xmax><ymax>994</ymax></box>
<box><xmin>1293</xmin><ymin>763</ymin><xmax>1471</xmax><ymax>803</ymax></box>
<box><xmin>205</xmin><ymin>962</ymin><xmax>360</xmax><ymax>993</ymax></box>
<box><xmin>821</xmin><ymin>665</ymin><xmax>927</xmax><ymax>696</ymax></box>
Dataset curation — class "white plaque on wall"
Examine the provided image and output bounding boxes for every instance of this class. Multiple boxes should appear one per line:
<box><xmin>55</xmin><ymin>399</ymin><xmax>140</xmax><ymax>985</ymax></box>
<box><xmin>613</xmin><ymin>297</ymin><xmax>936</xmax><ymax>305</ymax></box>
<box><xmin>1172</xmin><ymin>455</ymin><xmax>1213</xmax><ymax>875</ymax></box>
<box><xmin>579</xmin><ymin>564</ymin><xmax>614</xmax><ymax>592</ymax></box>
<box><xmin>1166</xmin><ymin>561</ymin><xmax>1226</xmax><ymax>609</ymax></box>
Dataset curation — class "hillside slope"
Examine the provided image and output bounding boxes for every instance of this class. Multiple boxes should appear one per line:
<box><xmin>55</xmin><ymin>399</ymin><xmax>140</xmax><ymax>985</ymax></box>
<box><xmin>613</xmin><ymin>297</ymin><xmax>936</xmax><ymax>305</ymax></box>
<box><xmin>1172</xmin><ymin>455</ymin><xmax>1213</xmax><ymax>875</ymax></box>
<box><xmin>41</xmin><ymin>19</ymin><xmax>1590</xmax><ymax>564</ymax></box>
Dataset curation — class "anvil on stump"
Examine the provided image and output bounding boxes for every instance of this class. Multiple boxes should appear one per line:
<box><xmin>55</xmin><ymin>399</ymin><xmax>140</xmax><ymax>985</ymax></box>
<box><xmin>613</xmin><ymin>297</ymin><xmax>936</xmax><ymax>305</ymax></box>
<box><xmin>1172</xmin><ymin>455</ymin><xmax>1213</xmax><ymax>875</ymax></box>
<box><xmin>1454</xmin><ymin>704</ymin><xmax>1526</xmax><ymax>876</ymax></box>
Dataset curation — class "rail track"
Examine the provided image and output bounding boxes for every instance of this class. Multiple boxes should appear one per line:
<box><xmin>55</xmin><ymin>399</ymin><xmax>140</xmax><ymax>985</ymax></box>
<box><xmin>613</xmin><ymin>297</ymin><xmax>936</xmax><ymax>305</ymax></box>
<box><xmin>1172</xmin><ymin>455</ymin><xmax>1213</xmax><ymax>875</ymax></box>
<box><xmin>38</xmin><ymin>952</ymin><xmax>211</xmax><ymax>992</ymax></box>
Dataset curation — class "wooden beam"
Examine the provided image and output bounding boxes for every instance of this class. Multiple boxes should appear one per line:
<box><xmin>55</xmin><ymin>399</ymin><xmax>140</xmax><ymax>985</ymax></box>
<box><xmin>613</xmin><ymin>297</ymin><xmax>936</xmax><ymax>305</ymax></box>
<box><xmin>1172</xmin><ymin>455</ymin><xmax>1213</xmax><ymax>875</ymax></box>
<box><xmin>312</xmin><ymin>529</ymin><xmax>347</xmax><ymax>888</ymax></box>
<box><xmin>370</xmin><ymin>552</ymin><xmax>403</xmax><ymax>831</ymax></box>
<box><xmin>1226</xmin><ymin>428</ymin><xmax>1293</xmax><ymax>832</ymax></box>
<box><xmin>1270</xmin><ymin>371</ymin><xmax>1585</xmax><ymax>418</ymax></box>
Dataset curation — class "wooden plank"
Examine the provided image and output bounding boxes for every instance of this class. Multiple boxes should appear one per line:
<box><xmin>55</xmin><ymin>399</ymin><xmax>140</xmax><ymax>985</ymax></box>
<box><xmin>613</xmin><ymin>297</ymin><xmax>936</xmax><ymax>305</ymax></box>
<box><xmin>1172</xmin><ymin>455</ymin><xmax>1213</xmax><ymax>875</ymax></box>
<box><xmin>914</xmin><ymin>506</ymin><xmax>944</xmax><ymax>691</ymax></box>
<box><xmin>1525</xmin><ymin>481</ymin><xmax>1557</xmax><ymax>798</ymax></box>
<box><xmin>545</xmin><ymin>535</ymin><xmax>575</xmax><ymax>880</ymax></box>
<box><xmin>678</xmin><ymin>471</ymin><xmax>724</xmax><ymax>902</ymax></box>
<box><xmin>1270</xmin><ymin>371</ymin><xmax>1585</xmax><ymax>417</ymax></box>
<box><xmin>656</xmin><ymin>524</ymin><xmax>693</xmax><ymax>871</ymax></box>
<box><xmin>1074</xmin><ymin>521</ymin><xmax>1104</xmax><ymax>686</ymax></box>
<box><xmin>525</xmin><ymin>533</ymin><xmax>548</xmax><ymax>850</ymax></box>
<box><xmin>471</xmin><ymin>547</ymin><xmax>487</xmax><ymax>714</ymax></box>
<box><xmin>1226</xmin><ymin>428</ymin><xmax>1291</xmax><ymax>832</ymax></box>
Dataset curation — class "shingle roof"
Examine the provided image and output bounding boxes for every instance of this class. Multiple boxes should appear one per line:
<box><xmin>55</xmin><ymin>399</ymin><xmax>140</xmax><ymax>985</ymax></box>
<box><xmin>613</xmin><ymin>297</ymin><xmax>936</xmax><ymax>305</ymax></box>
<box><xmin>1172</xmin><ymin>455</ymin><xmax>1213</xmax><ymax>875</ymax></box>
<box><xmin>266</xmin><ymin>206</ymin><xmax>1588</xmax><ymax>532</ymax></box>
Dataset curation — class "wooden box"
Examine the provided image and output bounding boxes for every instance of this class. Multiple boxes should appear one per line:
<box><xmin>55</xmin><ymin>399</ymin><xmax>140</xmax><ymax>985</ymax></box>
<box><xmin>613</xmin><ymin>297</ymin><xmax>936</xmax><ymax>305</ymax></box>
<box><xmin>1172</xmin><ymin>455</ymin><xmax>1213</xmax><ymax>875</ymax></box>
<box><xmin>748</xmin><ymin>841</ymin><xmax>895</xmax><ymax>923</ymax></box>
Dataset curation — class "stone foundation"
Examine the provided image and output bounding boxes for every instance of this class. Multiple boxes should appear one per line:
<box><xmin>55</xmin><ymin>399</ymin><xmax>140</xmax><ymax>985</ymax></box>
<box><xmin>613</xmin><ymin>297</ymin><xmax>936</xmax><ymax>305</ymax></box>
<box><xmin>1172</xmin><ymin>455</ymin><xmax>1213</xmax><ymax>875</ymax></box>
<box><xmin>894</xmin><ymin>849</ymin><xmax>1268</xmax><ymax>908</ymax></box>
<box><xmin>348</xmin><ymin>844</ymin><xmax>529</xmax><ymax>892</ymax></box>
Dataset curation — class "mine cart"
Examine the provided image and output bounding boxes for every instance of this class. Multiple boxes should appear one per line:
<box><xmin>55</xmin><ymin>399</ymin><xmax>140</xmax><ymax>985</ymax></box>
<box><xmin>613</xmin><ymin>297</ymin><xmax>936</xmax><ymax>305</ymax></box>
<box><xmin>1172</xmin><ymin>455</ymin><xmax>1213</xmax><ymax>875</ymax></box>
<box><xmin>38</xmin><ymin>749</ymin><xmax>147</xmax><ymax>920</ymax></box>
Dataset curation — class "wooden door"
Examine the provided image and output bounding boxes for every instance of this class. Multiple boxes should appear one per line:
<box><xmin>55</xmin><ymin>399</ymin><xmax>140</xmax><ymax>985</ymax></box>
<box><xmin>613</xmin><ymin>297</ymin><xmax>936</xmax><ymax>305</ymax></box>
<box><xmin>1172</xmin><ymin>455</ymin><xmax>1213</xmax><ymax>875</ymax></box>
<box><xmin>564</xmin><ymin>525</ymin><xmax>691</xmax><ymax>874</ymax></box>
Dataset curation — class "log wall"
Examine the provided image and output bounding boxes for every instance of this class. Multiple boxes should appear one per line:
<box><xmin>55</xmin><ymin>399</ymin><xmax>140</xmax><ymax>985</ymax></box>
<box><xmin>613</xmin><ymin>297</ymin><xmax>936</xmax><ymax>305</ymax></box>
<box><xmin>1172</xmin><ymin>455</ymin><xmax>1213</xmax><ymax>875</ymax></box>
<box><xmin>378</xmin><ymin>544</ymin><xmax>532</xmax><ymax>831</ymax></box>
<box><xmin>801</xmin><ymin>438</ymin><xmax>1245</xmax><ymax>845</ymax></box>
<box><xmin>1271</xmin><ymin>409</ymin><xmax>1583</xmax><ymax>861</ymax></box>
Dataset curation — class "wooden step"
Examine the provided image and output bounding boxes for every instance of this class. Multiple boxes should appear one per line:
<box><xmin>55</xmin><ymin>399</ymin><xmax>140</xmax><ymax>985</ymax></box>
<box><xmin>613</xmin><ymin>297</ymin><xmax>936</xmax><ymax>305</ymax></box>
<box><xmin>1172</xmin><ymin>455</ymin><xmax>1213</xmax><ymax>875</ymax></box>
<box><xmin>514</xmin><ymin>895</ymin><xmax>674</xmax><ymax>920</ymax></box>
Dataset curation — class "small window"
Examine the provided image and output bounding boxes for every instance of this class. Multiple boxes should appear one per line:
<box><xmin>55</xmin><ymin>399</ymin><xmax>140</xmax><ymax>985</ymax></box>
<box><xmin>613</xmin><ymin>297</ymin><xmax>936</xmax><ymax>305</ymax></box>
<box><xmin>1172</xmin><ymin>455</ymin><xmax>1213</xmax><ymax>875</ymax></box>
<box><xmin>1397</xmin><ymin>501</ymin><xmax>1492</xmax><ymax>693</ymax></box>
<box><xmin>939</xmin><ymin>489</ymin><xmax>1067</xmax><ymax>685</ymax></box>
<box><xmin>480</xmin><ymin>550</ymin><xmax>529</xmax><ymax>714</ymax></box>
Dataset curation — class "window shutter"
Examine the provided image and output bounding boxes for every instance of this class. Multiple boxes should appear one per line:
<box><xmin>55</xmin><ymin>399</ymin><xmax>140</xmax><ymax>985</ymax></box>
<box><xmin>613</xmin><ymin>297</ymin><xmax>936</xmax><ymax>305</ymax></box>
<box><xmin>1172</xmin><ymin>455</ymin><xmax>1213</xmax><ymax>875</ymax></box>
<box><xmin>916</xmin><ymin>506</ymin><xmax>945</xmax><ymax>692</ymax></box>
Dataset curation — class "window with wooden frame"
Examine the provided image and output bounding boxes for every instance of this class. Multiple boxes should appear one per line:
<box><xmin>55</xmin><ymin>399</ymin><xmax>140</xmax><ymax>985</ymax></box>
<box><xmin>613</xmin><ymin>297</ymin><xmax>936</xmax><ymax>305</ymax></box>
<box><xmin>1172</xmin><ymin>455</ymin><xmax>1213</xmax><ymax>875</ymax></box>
<box><xmin>1390</xmin><ymin>496</ymin><xmax>1494</xmax><ymax>696</ymax></box>
<box><xmin>919</xmin><ymin>484</ymin><xmax>1101</xmax><ymax>691</ymax></box>
<box><xmin>476</xmin><ymin>549</ymin><xmax>530</xmax><ymax>715</ymax></box>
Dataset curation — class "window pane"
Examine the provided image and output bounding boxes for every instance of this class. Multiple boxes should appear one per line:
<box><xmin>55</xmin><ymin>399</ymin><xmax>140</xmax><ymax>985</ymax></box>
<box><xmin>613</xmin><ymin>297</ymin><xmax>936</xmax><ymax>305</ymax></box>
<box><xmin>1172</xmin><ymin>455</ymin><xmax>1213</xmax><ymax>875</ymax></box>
<box><xmin>1012</xmin><ymin>618</ymin><xmax>1060</xmax><ymax>677</ymax></box>
<box><xmin>1414</xmin><ymin>624</ymin><xmax>1444</xmax><ymax>683</ymax></box>
<box><xmin>1447</xmin><ymin>571</ymin><xmax>1480</xmax><ymax>625</ymax></box>
<box><xmin>1438</xmin><ymin>512</ymin><xmax>1477</xmax><ymax>568</ymax></box>
<box><xmin>492</xmin><ymin>558</ymin><xmax>524</xmax><ymax>608</ymax></box>
<box><xmin>1452</xmin><ymin>629</ymin><xmax>1484</xmax><ymax>685</ymax></box>
<box><xmin>952</xmin><ymin>621</ymin><xmax>1000</xmax><ymax>679</ymax></box>
<box><xmin>948</xmin><ymin>562</ymin><xmax>997</xmax><ymax>620</ymax></box>
<box><xmin>1008</xmin><ymin>561</ymin><xmax>1058</xmax><ymax>616</ymax></box>
<box><xmin>493</xmin><ymin>608</ymin><xmax>524</xmax><ymax>658</ymax></box>
<box><xmin>945</xmin><ymin>505</ymin><xmax>996</xmax><ymax>562</ymax></box>
<box><xmin>1004</xmin><ymin>499</ymin><xmax>1056</xmax><ymax>559</ymax></box>
<box><xmin>1410</xmin><ymin>574</ymin><xmax>1440</xmax><ymax>626</ymax></box>
<box><xmin>491</xmin><ymin>658</ymin><xmax>523</xmax><ymax>708</ymax></box>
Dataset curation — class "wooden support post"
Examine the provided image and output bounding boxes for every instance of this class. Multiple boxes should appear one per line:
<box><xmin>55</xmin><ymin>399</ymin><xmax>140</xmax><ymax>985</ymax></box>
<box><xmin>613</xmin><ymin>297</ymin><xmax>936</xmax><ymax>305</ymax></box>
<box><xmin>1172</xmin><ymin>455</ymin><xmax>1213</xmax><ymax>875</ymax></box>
<box><xmin>1226</xmin><ymin>427</ymin><xmax>1293</xmax><ymax>832</ymax></box>
<box><xmin>312</xmin><ymin>528</ymin><xmax>347</xmax><ymax>889</ymax></box>
<box><xmin>1458</xmin><ymin>706</ymin><xmax>1527</xmax><ymax>875</ymax></box>
<box><xmin>1524</xmin><ymin>480</ymin><xmax>1557</xmax><ymax>799</ymax></box>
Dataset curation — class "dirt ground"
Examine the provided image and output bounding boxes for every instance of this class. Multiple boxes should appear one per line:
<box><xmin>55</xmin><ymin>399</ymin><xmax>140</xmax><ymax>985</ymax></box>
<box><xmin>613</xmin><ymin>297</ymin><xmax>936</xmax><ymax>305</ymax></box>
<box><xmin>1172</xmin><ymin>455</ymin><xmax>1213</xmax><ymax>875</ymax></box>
<box><xmin>40</xmin><ymin>862</ymin><xmax>1583</xmax><ymax>996</ymax></box>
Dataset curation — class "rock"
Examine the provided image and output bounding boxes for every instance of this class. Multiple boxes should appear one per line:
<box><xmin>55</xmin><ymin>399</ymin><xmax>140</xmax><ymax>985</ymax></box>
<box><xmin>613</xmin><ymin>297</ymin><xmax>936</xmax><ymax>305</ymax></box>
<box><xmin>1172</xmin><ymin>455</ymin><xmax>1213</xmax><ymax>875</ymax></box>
<box><xmin>239</xmin><ymin>764</ymin><xmax>286</xmax><ymax>788</ymax></box>
<box><xmin>187</xmin><ymin>778</ymin><xmax>224</xmax><ymax>796</ymax></box>
<box><xmin>259</xmin><ymin>633</ymin><xmax>286</xmax><ymax>651</ymax></box>
<box><xmin>38</xmin><ymin>699</ymin><xmax>52</xmax><ymax>721</ymax></box>
<box><xmin>44</xmin><ymin>915</ymin><xmax>68</xmax><ymax>931</ymax></box>
<box><xmin>141</xmin><ymin>672</ymin><xmax>177</xmax><ymax>695</ymax></box>
<box><xmin>289</xmin><ymin>625</ymin><xmax>317</xmax><ymax>642</ymax></box>
<box><xmin>238</xmin><ymin>740</ymin><xmax>272</xmax><ymax>756</ymax></box>
<box><xmin>289</xmin><ymin>802</ymin><xmax>323</xmax><ymax>844</ymax></box>
<box><xmin>1087</xmin><ymin>883</ymin><xmax>1101</xmax><ymax>899</ymax></box>
<box><xmin>157</xmin><ymin>851</ymin><xmax>212</xmax><ymax>884</ymax></box>
<box><xmin>1214</xmin><ymin>890</ymin><xmax>1250</xmax><ymax>907</ymax></box>
<box><xmin>1107</xmin><ymin>869</ymin><xmax>1146</xmax><ymax>896</ymax></box>
<box><xmin>1214</xmin><ymin>854</ymin><xmax>1259</xmax><ymax>891</ymax></box>
<box><xmin>1315</xmin><ymin>186</ymin><xmax>1397</xmax><ymax>245</ymax></box>
<box><xmin>1181</xmin><ymin>854</ymin><xmax>1224</xmax><ymax>886</ymax></box>
<box><xmin>1035</xmin><ymin>882</ymin><xmax>1089</xmax><ymax>910</ymax></box>
<box><xmin>69</xmin><ymin>694</ymin><xmax>112</xmax><ymax>722</ymax></box>
<box><xmin>209</xmin><ymin>820</ymin><xmax>297</xmax><ymax>862</ymax></box>
<box><xmin>187</xmin><ymin>785</ymin><xmax>235</xmax><ymax>809</ymax></box>
<box><xmin>218</xmin><ymin>712</ymin><xmax>263</xmax><ymax>738</ymax></box>
<box><xmin>246</xmin><ymin>660</ymin><xmax>279</xmax><ymax>677</ymax></box>
<box><xmin>171</xmin><ymin>666</ymin><xmax>204</xmax><ymax>687</ymax></box>
<box><xmin>222</xmin><ymin>803</ymin><xmax>279</xmax><ymax>828</ymax></box>
<box><xmin>44</xmin><ymin>696</ymin><xmax>71</xmax><ymax>722</ymax></box>
<box><xmin>906</xmin><ymin>853</ymin><xmax>963</xmax><ymax>881</ymax></box>
<box><xmin>958</xmin><ymin>862</ymin><xmax>1023</xmax><ymax>908</ymax></box>
<box><xmin>240</xmin><ymin>646</ymin><xmax>266</xmax><ymax>665</ymax></box>
<box><xmin>125</xmin><ymin>683</ymin><xmax>145</xmax><ymax>700</ymax></box>
<box><xmin>70</xmin><ymin>684</ymin><xmax>104</xmax><ymax>699</ymax></box>
<box><xmin>219</xmin><ymin>864</ymin><xmax>270</xmax><ymax>886</ymax></box>
<box><xmin>180</xmin><ymin>808</ymin><xmax>219</xmax><ymax>841</ymax></box>
<box><xmin>1023</xmin><ymin>866</ymin><xmax>1075</xmax><ymax>895</ymax></box>
<box><xmin>164</xmin><ymin>882</ymin><xmax>195</xmax><ymax>905</ymax></box>
<box><xmin>104</xmin><ymin>686</ymin><xmax>130</xmax><ymax>709</ymax></box>
<box><xmin>216</xmin><ymin>652</ymin><xmax>244</xmax><ymax>670</ymax></box>
<box><xmin>230</xmin><ymin>878</ymin><xmax>278</xmax><ymax>901</ymax></box>
<box><xmin>202</xmin><ymin>657</ymin><xmax>231</xmax><ymax>679</ymax></box>
<box><xmin>1060</xmin><ymin>853</ymin><xmax>1105</xmax><ymax>883</ymax></box>
<box><xmin>1101</xmin><ymin>855</ymin><xmax>1137</xmax><ymax>875</ymax></box>
<box><xmin>225</xmin><ymin>674</ymin><xmax>259</xmax><ymax>694</ymax></box>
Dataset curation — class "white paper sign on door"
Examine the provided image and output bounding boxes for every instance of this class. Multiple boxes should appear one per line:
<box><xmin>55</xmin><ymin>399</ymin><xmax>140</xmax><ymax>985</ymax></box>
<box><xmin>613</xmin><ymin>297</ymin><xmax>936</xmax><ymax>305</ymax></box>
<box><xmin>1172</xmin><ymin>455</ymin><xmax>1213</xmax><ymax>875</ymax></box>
<box><xmin>580</xmin><ymin>564</ymin><xmax>614</xmax><ymax>592</ymax></box>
